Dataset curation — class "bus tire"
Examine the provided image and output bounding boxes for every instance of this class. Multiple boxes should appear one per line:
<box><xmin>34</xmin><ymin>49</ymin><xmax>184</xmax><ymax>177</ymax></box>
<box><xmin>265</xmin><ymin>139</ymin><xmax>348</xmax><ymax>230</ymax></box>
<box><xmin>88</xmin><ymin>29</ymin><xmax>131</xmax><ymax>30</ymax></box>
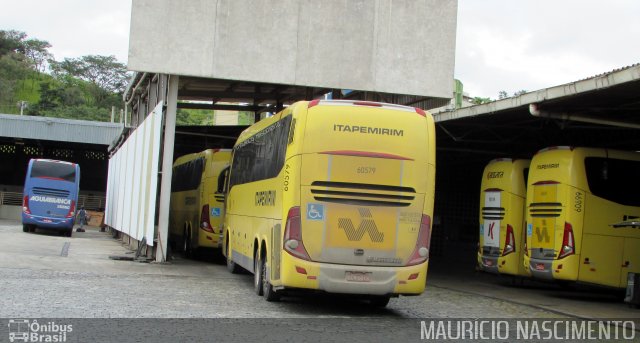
<box><xmin>183</xmin><ymin>227</ymin><xmax>192</xmax><ymax>258</ymax></box>
<box><xmin>261</xmin><ymin>256</ymin><xmax>280</xmax><ymax>302</ymax></box>
<box><xmin>369</xmin><ymin>295</ymin><xmax>391</xmax><ymax>308</ymax></box>
<box><xmin>254</xmin><ymin>254</ymin><xmax>264</xmax><ymax>296</ymax></box>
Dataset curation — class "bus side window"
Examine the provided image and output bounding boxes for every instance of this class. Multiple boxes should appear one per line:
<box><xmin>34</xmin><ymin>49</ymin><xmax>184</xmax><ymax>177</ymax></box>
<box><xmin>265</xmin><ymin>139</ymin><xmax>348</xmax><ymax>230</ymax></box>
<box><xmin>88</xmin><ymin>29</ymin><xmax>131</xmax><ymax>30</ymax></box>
<box><xmin>217</xmin><ymin>166</ymin><xmax>230</xmax><ymax>195</ymax></box>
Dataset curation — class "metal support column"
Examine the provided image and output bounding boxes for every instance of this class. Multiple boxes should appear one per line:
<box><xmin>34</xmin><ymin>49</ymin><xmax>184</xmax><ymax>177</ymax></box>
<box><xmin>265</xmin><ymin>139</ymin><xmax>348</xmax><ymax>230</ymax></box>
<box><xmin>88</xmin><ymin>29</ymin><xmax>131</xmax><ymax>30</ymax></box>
<box><xmin>156</xmin><ymin>75</ymin><xmax>178</xmax><ymax>262</ymax></box>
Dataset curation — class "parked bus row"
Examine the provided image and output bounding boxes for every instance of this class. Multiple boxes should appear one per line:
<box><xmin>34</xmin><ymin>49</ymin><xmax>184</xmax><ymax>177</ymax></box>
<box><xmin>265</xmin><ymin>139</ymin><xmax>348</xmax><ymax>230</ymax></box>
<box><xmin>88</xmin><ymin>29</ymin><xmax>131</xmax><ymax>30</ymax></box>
<box><xmin>169</xmin><ymin>99</ymin><xmax>436</xmax><ymax>306</ymax></box>
<box><xmin>477</xmin><ymin>147</ymin><xmax>640</xmax><ymax>291</ymax></box>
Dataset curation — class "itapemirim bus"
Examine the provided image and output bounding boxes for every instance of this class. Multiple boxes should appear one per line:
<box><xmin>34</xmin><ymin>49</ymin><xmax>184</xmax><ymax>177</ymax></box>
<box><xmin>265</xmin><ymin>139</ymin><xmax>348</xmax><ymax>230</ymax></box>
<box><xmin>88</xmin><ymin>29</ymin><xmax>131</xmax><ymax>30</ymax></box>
<box><xmin>524</xmin><ymin>146</ymin><xmax>640</xmax><ymax>289</ymax></box>
<box><xmin>169</xmin><ymin>149</ymin><xmax>231</xmax><ymax>257</ymax></box>
<box><xmin>22</xmin><ymin>159</ymin><xmax>80</xmax><ymax>237</ymax></box>
<box><xmin>222</xmin><ymin>99</ymin><xmax>436</xmax><ymax>306</ymax></box>
<box><xmin>478</xmin><ymin>158</ymin><xmax>531</xmax><ymax>278</ymax></box>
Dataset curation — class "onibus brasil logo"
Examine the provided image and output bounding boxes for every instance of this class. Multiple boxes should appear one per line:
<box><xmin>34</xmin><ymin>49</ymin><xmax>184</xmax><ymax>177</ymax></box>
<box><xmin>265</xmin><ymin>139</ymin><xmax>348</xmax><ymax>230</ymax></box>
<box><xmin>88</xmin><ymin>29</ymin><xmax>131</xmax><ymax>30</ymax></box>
<box><xmin>7</xmin><ymin>319</ymin><xmax>72</xmax><ymax>342</ymax></box>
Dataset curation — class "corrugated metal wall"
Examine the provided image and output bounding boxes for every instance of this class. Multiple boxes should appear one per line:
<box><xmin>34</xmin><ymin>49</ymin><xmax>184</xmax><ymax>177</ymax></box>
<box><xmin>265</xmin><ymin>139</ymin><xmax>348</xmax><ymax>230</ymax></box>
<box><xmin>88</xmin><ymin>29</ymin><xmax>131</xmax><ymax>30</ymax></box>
<box><xmin>0</xmin><ymin>114</ymin><xmax>122</xmax><ymax>146</ymax></box>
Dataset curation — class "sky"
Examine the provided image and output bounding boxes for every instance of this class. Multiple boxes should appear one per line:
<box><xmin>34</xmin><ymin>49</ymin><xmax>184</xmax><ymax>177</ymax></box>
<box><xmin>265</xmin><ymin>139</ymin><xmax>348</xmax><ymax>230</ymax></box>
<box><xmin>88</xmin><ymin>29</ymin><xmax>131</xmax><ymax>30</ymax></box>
<box><xmin>1</xmin><ymin>0</ymin><xmax>639</xmax><ymax>99</ymax></box>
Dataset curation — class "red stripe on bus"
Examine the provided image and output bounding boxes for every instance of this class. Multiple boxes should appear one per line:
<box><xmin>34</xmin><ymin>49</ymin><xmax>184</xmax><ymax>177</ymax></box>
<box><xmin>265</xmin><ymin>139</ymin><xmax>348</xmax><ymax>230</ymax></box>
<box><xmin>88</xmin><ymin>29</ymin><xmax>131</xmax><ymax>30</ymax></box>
<box><xmin>319</xmin><ymin>150</ymin><xmax>414</xmax><ymax>161</ymax></box>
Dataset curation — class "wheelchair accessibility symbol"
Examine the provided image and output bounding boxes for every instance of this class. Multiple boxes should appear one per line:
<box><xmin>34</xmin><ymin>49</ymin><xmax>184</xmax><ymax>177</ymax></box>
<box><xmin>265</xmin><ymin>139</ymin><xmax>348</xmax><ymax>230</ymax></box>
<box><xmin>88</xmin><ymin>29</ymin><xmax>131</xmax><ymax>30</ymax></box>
<box><xmin>307</xmin><ymin>204</ymin><xmax>324</xmax><ymax>221</ymax></box>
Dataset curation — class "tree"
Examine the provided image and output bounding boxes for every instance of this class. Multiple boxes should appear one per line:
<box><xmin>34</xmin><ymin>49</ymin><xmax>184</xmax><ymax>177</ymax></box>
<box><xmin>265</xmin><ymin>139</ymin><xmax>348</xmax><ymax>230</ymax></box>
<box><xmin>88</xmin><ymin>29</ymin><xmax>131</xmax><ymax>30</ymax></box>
<box><xmin>23</xmin><ymin>39</ymin><xmax>52</xmax><ymax>73</ymax></box>
<box><xmin>472</xmin><ymin>97</ymin><xmax>492</xmax><ymax>105</ymax></box>
<box><xmin>0</xmin><ymin>30</ymin><xmax>27</xmax><ymax>56</ymax></box>
<box><xmin>498</xmin><ymin>90</ymin><xmax>509</xmax><ymax>100</ymax></box>
<box><xmin>513</xmin><ymin>90</ymin><xmax>527</xmax><ymax>97</ymax></box>
<box><xmin>50</xmin><ymin>55</ymin><xmax>130</xmax><ymax>93</ymax></box>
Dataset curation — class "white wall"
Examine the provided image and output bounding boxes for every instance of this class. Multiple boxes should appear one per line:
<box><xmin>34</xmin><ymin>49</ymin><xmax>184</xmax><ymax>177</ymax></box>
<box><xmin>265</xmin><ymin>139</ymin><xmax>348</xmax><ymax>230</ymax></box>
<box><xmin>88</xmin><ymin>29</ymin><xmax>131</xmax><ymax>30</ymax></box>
<box><xmin>128</xmin><ymin>0</ymin><xmax>457</xmax><ymax>99</ymax></box>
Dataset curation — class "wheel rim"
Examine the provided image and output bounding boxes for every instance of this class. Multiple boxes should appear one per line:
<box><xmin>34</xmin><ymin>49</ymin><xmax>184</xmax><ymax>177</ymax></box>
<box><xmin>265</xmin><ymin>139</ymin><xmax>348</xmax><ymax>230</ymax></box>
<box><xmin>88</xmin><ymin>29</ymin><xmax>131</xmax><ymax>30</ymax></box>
<box><xmin>254</xmin><ymin>256</ymin><xmax>261</xmax><ymax>289</ymax></box>
<box><xmin>262</xmin><ymin>257</ymin><xmax>268</xmax><ymax>293</ymax></box>
<box><xmin>183</xmin><ymin>230</ymin><xmax>188</xmax><ymax>252</ymax></box>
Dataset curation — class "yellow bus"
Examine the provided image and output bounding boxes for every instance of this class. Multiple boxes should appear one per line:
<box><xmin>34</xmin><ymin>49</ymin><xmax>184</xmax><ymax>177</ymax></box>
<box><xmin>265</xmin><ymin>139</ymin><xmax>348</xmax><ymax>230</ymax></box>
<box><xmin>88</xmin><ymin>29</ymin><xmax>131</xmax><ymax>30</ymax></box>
<box><xmin>169</xmin><ymin>149</ymin><xmax>231</xmax><ymax>257</ymax></box>
<box><xmin>524</xmin><ymin>146</ymin><xmax>640</xmax><ymax>289</ymax></box>
<box><xmin>222</xmin><ymin>99</ymin><xmax>436</xmax><ymax>306</ymax></box>
<box><xmin>478</xmin><ymin>158</ymin><xmax>531</xmax><ymax>278</ymax></box>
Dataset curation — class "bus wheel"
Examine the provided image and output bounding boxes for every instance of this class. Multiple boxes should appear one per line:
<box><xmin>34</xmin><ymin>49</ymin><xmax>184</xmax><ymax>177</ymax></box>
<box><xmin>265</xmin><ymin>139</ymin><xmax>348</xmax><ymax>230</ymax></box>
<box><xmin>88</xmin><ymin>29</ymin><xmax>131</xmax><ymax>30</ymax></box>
<box><xmin>183</xmin><ymin>228</ymin><xmax>192</xmax><ymax>258</ymax></box>
<box><xmin>261</xmin><ymin>256</ymin><xmax>280</xmax><ymax>302</ymax></box>
<box><xmin>369</xmin><ymin>296</ymin><xmax>391</xmax><ymax>308</ymax></box>
<box><xmin>254</xmin><ymin>254</ymin><xmax>264</xmax><ymax>296</ymax></box>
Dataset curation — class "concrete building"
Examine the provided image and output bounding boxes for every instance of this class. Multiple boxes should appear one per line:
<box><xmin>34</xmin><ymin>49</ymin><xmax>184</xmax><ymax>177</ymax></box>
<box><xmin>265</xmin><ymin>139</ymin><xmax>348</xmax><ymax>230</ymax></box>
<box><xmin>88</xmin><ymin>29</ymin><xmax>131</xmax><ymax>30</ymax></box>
<box><xmin>108</xmin><ymin>0</ymin><xmax>459</xmax><ymax>261</ymax></box>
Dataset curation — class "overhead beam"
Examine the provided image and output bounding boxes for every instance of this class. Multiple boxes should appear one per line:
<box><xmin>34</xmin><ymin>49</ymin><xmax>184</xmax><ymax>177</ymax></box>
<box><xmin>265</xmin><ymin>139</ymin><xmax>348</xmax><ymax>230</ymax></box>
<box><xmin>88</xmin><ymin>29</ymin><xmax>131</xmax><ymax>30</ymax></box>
<box><xmin>177</xmin><ymin>102</ymin><xmax>266</xmax><ymax>112</ymax></box>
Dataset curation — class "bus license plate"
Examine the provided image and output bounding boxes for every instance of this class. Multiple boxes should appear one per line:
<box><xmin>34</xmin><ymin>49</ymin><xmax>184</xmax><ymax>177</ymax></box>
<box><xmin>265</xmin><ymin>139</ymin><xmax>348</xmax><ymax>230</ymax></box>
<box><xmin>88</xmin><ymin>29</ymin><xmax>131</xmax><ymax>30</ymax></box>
<box><xmin>535</xmin><ymin>263</ymin><xmax>546</xmax><ymax>271</ymax></box>
<box><xmin>346</xmin><ymin>271</ymin><xmax>371</xmax><ymax>282</ymax></box>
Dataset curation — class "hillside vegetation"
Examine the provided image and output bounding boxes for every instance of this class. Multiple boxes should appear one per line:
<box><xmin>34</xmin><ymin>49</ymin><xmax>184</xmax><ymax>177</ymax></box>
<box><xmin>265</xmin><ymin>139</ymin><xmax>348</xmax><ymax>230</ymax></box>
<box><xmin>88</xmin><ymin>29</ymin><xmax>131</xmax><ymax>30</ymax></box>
<box><xmin>0</xmin><ymin>30</ymin><xmax>128</xmax><ymax>122</ymax></box>
<box><xmin>0</xmin><ymin>29</ymin><xmax>251</xmax><ymax>125</ymax></box>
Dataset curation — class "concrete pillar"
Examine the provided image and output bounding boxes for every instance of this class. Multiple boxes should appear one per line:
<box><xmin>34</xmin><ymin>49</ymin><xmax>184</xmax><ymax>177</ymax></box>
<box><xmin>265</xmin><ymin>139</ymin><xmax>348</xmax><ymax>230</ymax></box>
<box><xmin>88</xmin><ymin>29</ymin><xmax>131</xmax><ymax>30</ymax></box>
<box><xmin>155</xmin><ymin>75</ymin><xmax>178</xmax><ymax>262</ymax></box>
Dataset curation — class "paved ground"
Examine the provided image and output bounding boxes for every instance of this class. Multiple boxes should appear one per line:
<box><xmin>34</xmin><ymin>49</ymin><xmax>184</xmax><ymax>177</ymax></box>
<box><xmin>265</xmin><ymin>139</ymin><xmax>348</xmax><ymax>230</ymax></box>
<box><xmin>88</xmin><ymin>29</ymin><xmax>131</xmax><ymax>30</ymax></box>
<box><xmin>0</xmin><ymin>219</ymin><xmax>638</xmax><ymax>342</ymax></box>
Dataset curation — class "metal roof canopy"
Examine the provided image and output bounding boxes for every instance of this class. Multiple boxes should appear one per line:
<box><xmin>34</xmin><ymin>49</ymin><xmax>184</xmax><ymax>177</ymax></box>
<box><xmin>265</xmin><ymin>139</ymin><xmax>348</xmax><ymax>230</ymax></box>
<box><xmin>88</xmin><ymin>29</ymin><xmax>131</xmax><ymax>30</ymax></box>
<box><xmin>124</xmin><ymin>73</ymin><xmax>450</xmax><ymax>126</ymax></box>
<box><xmin>434</xmin><ymin>64</ymin><xmax>640</xmax><ymax>165</ymax></box>
<box><xmin>0</xmin><ymin>113</ymin><xmax>123</xmax><ymax>146</ymax></box>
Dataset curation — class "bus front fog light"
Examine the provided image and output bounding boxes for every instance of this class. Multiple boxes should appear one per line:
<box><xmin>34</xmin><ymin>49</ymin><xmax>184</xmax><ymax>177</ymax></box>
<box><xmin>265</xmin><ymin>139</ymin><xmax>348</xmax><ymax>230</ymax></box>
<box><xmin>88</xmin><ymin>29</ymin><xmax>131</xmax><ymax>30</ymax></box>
<box><xmin>418</xmin><ymin>247</ymin><xmax>429</xmax><ymax>257</ymax></box>
<box><xmin>285</xmin><ymin>239</ymin><xmax>299</xmax><ymax>250</ymax></box>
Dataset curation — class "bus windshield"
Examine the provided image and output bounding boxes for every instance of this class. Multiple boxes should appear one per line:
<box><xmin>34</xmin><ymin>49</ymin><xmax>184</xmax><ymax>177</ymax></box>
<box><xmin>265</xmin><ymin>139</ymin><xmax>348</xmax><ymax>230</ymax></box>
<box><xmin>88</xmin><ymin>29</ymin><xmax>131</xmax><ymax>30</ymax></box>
<box><xmin>31</xmin><ymin>160</ymin><xmax>76</xmax><ymax>182</ymax></box>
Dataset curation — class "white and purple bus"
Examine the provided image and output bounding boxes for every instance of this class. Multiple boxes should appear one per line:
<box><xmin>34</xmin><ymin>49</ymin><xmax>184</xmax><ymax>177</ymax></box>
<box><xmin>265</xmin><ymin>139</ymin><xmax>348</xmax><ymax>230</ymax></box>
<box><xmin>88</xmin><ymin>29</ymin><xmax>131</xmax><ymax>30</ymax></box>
<box><xmin>22</xmin><ymin>159</ymin><xmax>80</xmax><ymax>237</ymax></box>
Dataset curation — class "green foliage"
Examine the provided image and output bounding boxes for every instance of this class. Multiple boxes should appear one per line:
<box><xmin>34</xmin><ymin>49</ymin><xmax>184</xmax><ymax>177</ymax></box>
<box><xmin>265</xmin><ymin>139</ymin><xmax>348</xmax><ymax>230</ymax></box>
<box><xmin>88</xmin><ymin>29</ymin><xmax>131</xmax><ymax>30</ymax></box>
<box><xmin>472</xmin><ymin>97</ymin><xmax>493</xmax><ymax>105</ymax></box>
<box><xmin>176</xmin><ymin>108</ymin><xmax>214</xmax><ymax>126</ymax></box>
<box><xmin>0</xmin><ymin>29</ymin><xmax>128</xmax><ymax>121</ymax></box>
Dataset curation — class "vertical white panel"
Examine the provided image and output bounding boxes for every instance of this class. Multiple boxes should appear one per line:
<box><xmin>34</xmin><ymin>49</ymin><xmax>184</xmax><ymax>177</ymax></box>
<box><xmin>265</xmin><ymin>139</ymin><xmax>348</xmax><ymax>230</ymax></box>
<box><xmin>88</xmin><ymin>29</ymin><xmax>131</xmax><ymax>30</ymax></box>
<box><xmin>129</xmin><ymin>129</ymin><xmax>141</xmax><ymax>239</ymax></box>
<box><xmin>106</xmin><ymin>156</ymin><xmax>114</xmax><ymax>226</ymax></box>
<box><xmin>137</xmin><ymin>117</ymin><xmax>151</xmax><ymax>244</ymax></box>
<box><xmin>117</xmin><ymin>143</ymin><xmax>128</xmax><ymax>234</ymax></box>
<box><xmin>133</xmin><ymin>126</ymin><xmax>145</xmax><ymax>241</ymax></box>
<box><xmin>115</xmin><ymin>149</ymin><xmax>123</xmax><ymax>229</ymax></box>
<box><xmin>123</xmin><ymin>137</ymin><xmax>136</xmax><ymax>236</ymax></box>
<box><xmin>147</xmin><ymin>103</ymin><xmax>164</xmax><ymax>246</ymax></box>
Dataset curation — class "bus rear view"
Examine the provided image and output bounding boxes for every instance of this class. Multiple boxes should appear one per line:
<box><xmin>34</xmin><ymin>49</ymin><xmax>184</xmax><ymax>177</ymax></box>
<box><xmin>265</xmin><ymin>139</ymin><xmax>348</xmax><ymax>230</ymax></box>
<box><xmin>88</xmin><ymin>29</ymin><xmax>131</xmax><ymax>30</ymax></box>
<box><xmin>22</xmin><ymin>159</ymin><xmax>80</xmax><ymax>237</ymax></box>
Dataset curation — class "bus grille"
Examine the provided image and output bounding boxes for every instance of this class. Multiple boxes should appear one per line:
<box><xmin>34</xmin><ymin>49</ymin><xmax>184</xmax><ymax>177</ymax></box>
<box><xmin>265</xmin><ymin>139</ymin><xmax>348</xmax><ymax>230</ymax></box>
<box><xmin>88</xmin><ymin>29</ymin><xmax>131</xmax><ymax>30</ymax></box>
<box><xmin>32</xmin><ymin>187</ymin><xmax>70</xmax><ymax>198</ymax></box>
<box><xmin>482</xmin><ymin>207</ymin><xmax>505</xmax><ymax>220</ymax></box>
<box><xmin>528</xmin><ymin>202</ymin><xmax>562</xmax><ymax>217</ymax></box>
<box><xmin>310</xmin><ymin>181</ymin><xmax>415</xmax><ymax>207</ymax></box>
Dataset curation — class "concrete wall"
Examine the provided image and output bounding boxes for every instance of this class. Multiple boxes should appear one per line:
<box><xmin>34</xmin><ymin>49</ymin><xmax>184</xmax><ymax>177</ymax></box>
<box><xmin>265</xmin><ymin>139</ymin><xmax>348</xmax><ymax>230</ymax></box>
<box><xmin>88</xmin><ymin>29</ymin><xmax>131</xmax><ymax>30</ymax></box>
<box><xmin>128</xmin><ymin>0</ymin><xmax>457</xmax><ymax>98</ymax></box>
<box><xmin>0</xmin><ymin>205</ymin><xmax>21</xmax><ymax>221</ymax></box>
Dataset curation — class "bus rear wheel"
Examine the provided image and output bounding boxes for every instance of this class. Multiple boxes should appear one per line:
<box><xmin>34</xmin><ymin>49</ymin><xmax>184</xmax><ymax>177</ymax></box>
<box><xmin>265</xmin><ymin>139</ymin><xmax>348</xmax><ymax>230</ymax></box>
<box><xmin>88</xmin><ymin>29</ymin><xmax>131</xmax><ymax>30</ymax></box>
<box><xmin>254</xmin><ymin>254</ymin><xmax>264</xmax><ymax>296</ymax></box>
<box><xmin>261</xmin><ymin>256</ymin><xmax>279</xmax><ymax>302</ymax></box>
<box><xmin>182</xmin><ymin>228</ymin><xmax>192</xmax><ymax>258</ymax></box>
<box><xmin>369</xmin><ymin>295</ymin><xmax>391</xmax><ymax>308</ymax></box>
